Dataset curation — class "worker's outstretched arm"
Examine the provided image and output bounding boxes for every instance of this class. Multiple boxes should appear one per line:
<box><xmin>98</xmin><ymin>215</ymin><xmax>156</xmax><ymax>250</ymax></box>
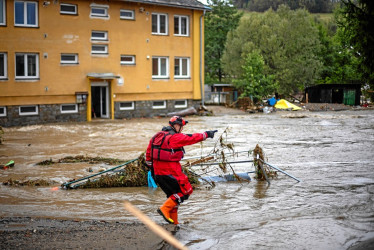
<box><xmin>169</xmin><ymin>130</ymin><xmax>218</xmax><ymax>148</ymax></box>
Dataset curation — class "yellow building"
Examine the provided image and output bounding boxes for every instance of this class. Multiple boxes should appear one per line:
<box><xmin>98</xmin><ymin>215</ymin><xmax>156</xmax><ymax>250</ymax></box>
<box><xmin>0</xmin><ymin>0</ymin><xmax>209</xmax><ymax>127</ymax></box>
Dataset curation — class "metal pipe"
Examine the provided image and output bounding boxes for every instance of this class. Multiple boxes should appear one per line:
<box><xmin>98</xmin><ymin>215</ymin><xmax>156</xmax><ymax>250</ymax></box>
<box><xmin>260</xmin><ymin>159</ymin><xmax>301</xmax><ymax>183</ymax></box>
<box><xmin>182</xmin><ymin>150</ymin><xmax>251</xmax><ymax>161</ymax></box>
<box><xmin>62</xmin><ymin>158</ymin><xmax>138</xmax><ymax>188</ymax></box>
<box><xmin>189</xmin><ymin>160</ymin><xmax>254</xmax><ymax>166</ymax></box>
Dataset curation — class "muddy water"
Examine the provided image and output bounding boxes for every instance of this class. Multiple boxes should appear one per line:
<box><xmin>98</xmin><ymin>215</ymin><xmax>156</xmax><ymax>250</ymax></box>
<box><xmin>1</xmin><ymin>109</ymin><xmax>374</xmax><ymax>249</ymax></box>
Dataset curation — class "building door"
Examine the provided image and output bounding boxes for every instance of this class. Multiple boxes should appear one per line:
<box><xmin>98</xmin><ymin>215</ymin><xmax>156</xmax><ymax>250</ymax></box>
<box><xmin>91</xmin><ymin>82</ymin><xmax>109</xmax><ymax>118</ymax></box>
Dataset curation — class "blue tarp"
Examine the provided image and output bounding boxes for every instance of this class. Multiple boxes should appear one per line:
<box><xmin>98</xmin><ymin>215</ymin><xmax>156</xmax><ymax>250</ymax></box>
<box><xmin>268</xmin><ymin>97</ymin><xmax>277</xmax><ymax>106</ymax></box>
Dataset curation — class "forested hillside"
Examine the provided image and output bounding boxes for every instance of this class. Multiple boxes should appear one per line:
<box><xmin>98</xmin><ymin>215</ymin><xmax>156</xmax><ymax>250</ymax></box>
<box><xmin>232</xmin><ymin>0</ymin><xmax>340</xmax><ymax>13</ymax></box>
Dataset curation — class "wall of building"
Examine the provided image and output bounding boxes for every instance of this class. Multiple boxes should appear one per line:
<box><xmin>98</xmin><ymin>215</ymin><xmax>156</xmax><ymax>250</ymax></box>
<box><xmin>0</xmin><ymin>0</ymin><xmax>205</xmax><ymax>127</ymax></box>
<box><xmin>0</xmin><ymin>104</ymin><xmax>87</xmax><ymax>127</ymax></box>
<box><xmin>114</xmin><ymin>99</ymin><xmax>200</xmax><ymax>119</ymax></box>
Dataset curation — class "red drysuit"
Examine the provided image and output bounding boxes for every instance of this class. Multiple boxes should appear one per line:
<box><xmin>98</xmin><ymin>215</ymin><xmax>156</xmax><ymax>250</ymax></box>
<box><xmin>146</xmin><ymin>126</ymin><xmax>207</xmax><ymax>203</ymax></box>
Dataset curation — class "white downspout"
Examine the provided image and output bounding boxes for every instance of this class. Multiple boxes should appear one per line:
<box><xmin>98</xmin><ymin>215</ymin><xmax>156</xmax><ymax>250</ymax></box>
<box><xmin>200</xmin><ymin>10</ymin><xmax>206</xmax><ymax>106</ymax></box>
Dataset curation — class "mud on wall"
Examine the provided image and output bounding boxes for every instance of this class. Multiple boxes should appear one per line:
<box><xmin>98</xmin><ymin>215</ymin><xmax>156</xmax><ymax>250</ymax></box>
<box><xmin>0</xmin><ymin>100</ymin><xmax>201</xmax><ymax>127</ymax></box>
<box><xmin>0</xmin><ymin>104</ymin><xmax>87</xmax><ymax>127</ymax></box>
<box><xmin>114</xmin><ymin>99</ymin><xmax>201</xmax><ymax>119</ymax></box>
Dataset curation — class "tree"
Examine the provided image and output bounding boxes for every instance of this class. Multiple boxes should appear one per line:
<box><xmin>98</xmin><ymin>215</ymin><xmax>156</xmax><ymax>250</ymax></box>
<box><xmin>316</xmin><ymin>20</ymin><xmax>361</xmax><ymax>84</ymax></box>
<box><xmin>233</xmin><ymin>51</ymin><xmax>276</xmax><ymax>101</ymax></box>
<box><xmin>336</xmin><ymin>0</ymin><xmax>374</xmax><ymax>100</ymax></box>
<box><xmin>204</xmin><ymin>0</ymin><xmax>242</xmax><ymax>84</ymax></box>
<box><xmin>222</xmin><ymin>6</ymin><xmax>323</xmax><ymax>96</ymax></box>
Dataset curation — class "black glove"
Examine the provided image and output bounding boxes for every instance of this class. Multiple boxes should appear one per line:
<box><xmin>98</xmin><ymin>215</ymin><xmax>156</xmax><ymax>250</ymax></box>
<box><xmin>205</xmin><ymin>130</ymin><xmax>218</xmax><ymax>138</ymax></box>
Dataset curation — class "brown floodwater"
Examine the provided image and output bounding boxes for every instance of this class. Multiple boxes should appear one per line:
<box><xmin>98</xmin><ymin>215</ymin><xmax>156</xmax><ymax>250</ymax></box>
<box><xmin>1</xmin><ymin>109</ymin><xmax>373</xmax><ymax>249</ymax></box>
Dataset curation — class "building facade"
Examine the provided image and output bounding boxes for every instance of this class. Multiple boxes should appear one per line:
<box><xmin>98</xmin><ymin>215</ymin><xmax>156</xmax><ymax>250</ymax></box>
<box><xmin>0</xmin><ymin>0</ymin><xmax>209</xmax><ymax>127</ymax></box>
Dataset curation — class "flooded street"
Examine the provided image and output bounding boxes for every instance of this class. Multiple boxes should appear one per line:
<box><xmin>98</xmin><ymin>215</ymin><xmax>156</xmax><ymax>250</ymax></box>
<box><xmin>1</xmin><ymin>107</ymin><xmax>374</xmax><ymax>249</ymax></box>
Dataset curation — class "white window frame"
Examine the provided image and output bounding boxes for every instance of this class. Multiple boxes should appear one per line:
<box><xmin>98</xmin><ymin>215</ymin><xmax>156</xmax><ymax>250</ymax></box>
<box><xmin>60</xmin><ymin>104</ymin><xmax>78</xmax><ymax>114</ymax></box>
<box><xmin>152</xmin><ymin>56</ymin><xmax>169</xmax><ymax>79</ymax></box>
<box><xmin>175</xmin><ymin>100</ymin><xmax>187</xmax><ymax>109</ymax></box>
<box><xmin>119</xmin><ymin>101</ymin><xmax>135</xmax><ymax>110</ymax></box>
<box><xmin>0</xmin><ymin>0</ymin><xmax>6</xmax><ymax>26</ymax></box>
<box><xmin>19</xmin><ymin>105</ymin><xmax>38</xmax><ymax>116</ymax></box>
<box><xmin>152</xmin><ymin>13</ymin><xmax>168</xmax><ymax>35</ymax></box>
<box><xmin>15</xmin><ymin>53</ymin><xmax>39</xmax><ymax>79</ymax></box>
<box><xmin>152</xmin><ymin>100</ymin><xmax>166</xmax><ymax>110</ymax></box>
<box><xmin>120</xmin><ymin>9</ymin><xmax>134</xmax><ymax>20</ymax></box>
<box><xmin>91</xmin><ymin>30</ymin><xmax>108</xmax><ymax>41</ymax></box>
<box><xmin>120</xmin><ymin>55</ymin><xmax>135</xmax><ymax>65</ymax></box>
<box><xmin>174</xmin><ymin>57</ymin><xmax>190</xmax><ymax>78</ymax></box>
<box><xmin>60</xmin><ymin>53</ymin><xmax>78</xmax><ymax>64</ymax></box>
<box><xmin>0</xmin><ymin>52</ymin><xmax>7</xmax><ymax>79</ymax></box>
<box><xmin>0</xmin><ymin>106</ymin><xmax>6</xmax><ymax>117</ymax></box>
<box><xmin>91</xmin><ymin>44</ymin><xmax>108</xmax><ymax>54</ymax></box>
<box><xmin>90</xmin><ymin>4</ymin><xmax>108</xmax><ymax>18</ymax></box>
<box><xmin>14</xmin><ymin>0</ymin><xmax>38</xmax><ymax>27</ymax></box>
<box><xmin>174</xmin><ymin>15</ymin><xmax>189</xmax><ymax>36</ymax></box>
<box><xmin>60</xmin><ymin>3</ymin><xmax>77</xmax><ymax>15</ymax></box>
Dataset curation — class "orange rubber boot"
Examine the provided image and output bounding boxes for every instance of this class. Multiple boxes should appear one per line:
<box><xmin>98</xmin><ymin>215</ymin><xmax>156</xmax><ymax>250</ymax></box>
<box><xmin>157</xmin><ymin>197</ymin><xmax>177</xmax><ymax>224</ymax></box>
<box><xmin>170</xmin><ymin>206</ymin><xmax>179</xmax><ymax>225</ymax></box>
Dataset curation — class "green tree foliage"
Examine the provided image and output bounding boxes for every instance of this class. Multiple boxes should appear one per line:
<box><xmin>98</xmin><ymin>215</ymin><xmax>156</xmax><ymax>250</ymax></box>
<box><xmin>233</xmin><ymin>51</ymin><xmax>276</xmax><ymax>101</ymax></box>
<box><xmin>336</xmin><ymin>0</ymin><xmax>374</xmax><ymax>99</ymax></box>
<box><xmin>222</xmin><ymin>6</ymin><xmax>323</xmax><ymax>96</ymax></box>
<box><xmin>316</xmin><ymin>20</ymin><xmax>361</xmax><ymax>84</ymax></box>
<box><xmin>204</xmin><ymin>0</ymin><xmax>243</xmax><ymax>84</ymax></box>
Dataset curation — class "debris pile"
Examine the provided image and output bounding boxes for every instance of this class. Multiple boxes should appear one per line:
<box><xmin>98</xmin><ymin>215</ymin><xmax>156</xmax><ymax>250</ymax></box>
<box><xmin>80</xmin><ymin>159</ymin><xmax>148</xmax><ymax>188</ymax></box>
<box><xmin>3</xmin><ymin>129</ymin><xmax>281</xmax><ymax>188</ymax></box>
<box><xmin>3</xmin><ymin>178</ymin><xmax>58</xmax><ymax>187</ymax></box>
<box><xmin>166</xmin><ymin>105</ymin><xmax>213</xmax><ymax>117</ymax></box>
<box><xmin>197</xmin><ymin>105</ymin><xmax>214</xmax><ymax>116</ymax></box>
<box><xmin>253</xmin><ymin>144</ymin><xmax>277</xmax><ymax>180</ymax></box>
<box><xmin>230</xmin><ymin>97</ymin><xmax>263</xmax><ymax>113</ymax></box>
<box><xmin>36</xmin><ymin>156</ymin><xmax>126</xmax><ymax>166</ymax></box>
<box><xmin>181</xmin><ymin>127</ymin><xmax>254</xmax><ymax>187</ymax></box>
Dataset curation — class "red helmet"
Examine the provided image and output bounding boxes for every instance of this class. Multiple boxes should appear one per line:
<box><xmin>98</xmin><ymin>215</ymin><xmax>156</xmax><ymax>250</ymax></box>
<box><xmin>169</xmin><ymin>116</ymin><xmax>188</xmax><ymax>126</ymax></box>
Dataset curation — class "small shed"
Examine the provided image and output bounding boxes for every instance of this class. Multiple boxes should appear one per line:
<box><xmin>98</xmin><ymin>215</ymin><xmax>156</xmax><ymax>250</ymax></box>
<box><xmin>305</xmin><ymin>84</ymin><xmax>361</xmax><ymax>106</ymax></box>
<box><xmin>205</xmin><ymin>84</ymin><xmax>238</xmax><ymax>105</ymax></box>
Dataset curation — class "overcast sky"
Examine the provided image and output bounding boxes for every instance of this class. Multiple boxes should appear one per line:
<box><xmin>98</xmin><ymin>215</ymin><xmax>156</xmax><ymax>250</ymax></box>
<box><xmin>198</xmin><ymin>0</ymin><xmax>209</xmax><ymax>5</ymax></box>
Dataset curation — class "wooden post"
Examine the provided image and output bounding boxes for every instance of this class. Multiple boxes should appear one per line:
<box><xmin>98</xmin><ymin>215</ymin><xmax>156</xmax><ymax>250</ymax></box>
<box><xmin>123</xmin><ymin>201</ymin><xmax>189</xmax><ymax>250</ymax></box>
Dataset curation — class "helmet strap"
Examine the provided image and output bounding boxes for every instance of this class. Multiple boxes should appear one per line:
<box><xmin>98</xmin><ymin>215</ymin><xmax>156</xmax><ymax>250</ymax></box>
<box><xmin>171</xmin><ymin>124</ymin><xmax>182</xmax><ymax>133</ymax></box>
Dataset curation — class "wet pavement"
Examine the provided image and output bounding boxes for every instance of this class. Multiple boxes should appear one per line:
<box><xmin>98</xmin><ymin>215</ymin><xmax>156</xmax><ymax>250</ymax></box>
<box><xmin>1</xmin><ymin>107</ymin><xmax>373</xmax><ymax>249</ymax></box>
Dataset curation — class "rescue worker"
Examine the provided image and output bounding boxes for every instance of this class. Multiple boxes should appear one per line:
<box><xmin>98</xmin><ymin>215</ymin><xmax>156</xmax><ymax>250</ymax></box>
<box><xmin>146</xmin><ymin>116</ymin><xmax>217</xmax><ymax>225</ymax></box>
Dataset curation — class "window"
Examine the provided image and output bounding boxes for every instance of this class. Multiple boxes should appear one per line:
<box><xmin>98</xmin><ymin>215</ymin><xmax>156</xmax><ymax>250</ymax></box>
<box><xmin>174</xmin><ymin>15</ymin><xmax>189</xmax><ymax>36</ymax></box>
<box><xmin>90</xmin><ymin>4</ymin><xmax>108</xmax><ymax>18</ymax></box>
<box><xmin>91</xmin><ymin>31</ymin><xmax>108</xmax><ymax>41</ymax></box>
<box><xmin>60</xmin><ymin>3</ymin><xmax>77</xmax><ymax>15</ymax></box>
<box><xmin>0</xmin><ymin>53</ymin><xmax>7</xmax><ymax>79</ymax></box>
<box><xmin>152</xmin><ymin>13</ymin><xmax>168</xmax><ymax>35</ymax></box>
<box><xmin>119</xmin><ymin>102</ymin><xmax>134</xmax><ymax>110</ymax></box>
<box><xmin>60</xmin><ymin>54</ymin><xmax>78</xmax><ymax>64</ymax></box>
<box><xmin>60</xmin><ymin>104</ymin><xmax>78</xmax><ymax>114</ymax></box>
<box><xmin>19</xmin><ymin>105</ymin><xmax>38</xmax><ymax>116</ymax></box>
<box><xmin>174</xmin><ymin>57</ymin><xmax>190</xmax><ymax>78</ymax></box>
<box><xmin>0</xmin><ymin>106</ymin><xmax>6</xmax><ymax>117</ymax></box>
<box><xmin>120</xmin><ymin>55</ymin><xmax>135</xmax><ymax>65</ymax></box>
<box><xmin>14</xmin><ymin>1</ymin><xmax>38</xmax><ymax>27</ymax></box>
<box><xmin>175</xmin><ymin>100</ymin><xmax>187</xmax><ymax>108</ymax></box>
<box><xmin>91</xmin><ymin>44</ymin><xmax>108</xmax><ymax>54</ymax></box>
<box><xmin>152</xmin><ymin>57</ymin><xmax>169</xmax><ymax>78</ymax></box>
<box><xmin>15</xmin><ymin>53</ymin><xmax>39</xmax><ymax>79</ymax></box>
<box><xmin>0</xmin><ymin>0</ymin><xmax>5</xmax><ymax>25</ymax></box>
<box><xmin>152</xmin><ymin>101</ymin><xmax>166</xmax><ymax>109</ymax></box>
<box><xmin>120</xmin><ymin>9</ymin><xmax>134</xmax><ymax>20</ymax></box>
